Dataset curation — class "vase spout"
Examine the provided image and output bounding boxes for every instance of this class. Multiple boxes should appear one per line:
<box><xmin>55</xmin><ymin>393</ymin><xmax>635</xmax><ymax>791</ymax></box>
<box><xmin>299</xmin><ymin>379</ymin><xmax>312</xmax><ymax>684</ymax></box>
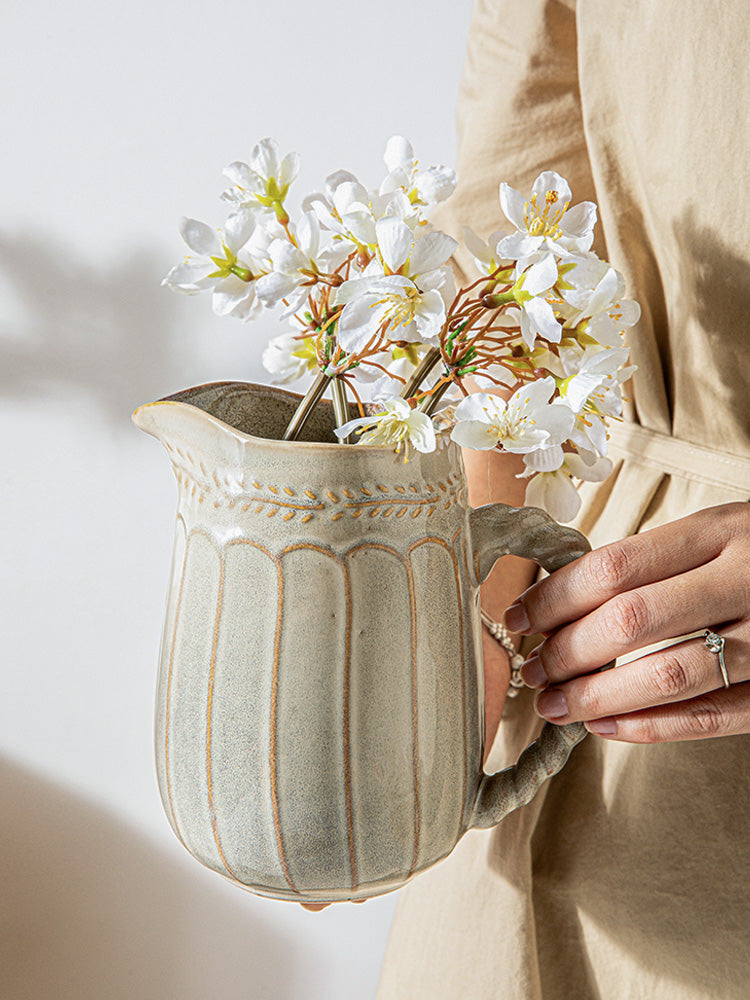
<box><xmin>132</xmin><ymin>381</ymin><xmax>349</xmax><ymax>453</ymax></box>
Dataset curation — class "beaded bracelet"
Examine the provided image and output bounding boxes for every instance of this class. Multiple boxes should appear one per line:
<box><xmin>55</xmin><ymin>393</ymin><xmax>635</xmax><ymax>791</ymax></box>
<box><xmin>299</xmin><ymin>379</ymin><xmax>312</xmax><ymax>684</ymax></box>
<box><xmin>480</xmin><ymin>609</ymin><xmax>526</xmax><ymax>698</ymax></box>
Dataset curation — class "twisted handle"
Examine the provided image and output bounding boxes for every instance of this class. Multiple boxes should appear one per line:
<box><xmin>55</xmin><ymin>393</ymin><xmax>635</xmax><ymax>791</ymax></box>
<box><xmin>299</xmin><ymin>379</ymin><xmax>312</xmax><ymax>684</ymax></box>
<box><xmin>468</xmin><ymin>504</ymin><xmax>593</xmax><ymax>829</ymax></box>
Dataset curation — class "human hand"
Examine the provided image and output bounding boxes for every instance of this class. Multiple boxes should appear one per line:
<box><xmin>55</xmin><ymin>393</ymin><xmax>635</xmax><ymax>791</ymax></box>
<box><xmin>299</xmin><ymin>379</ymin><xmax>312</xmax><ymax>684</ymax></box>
<box><xmin>504</xmin><ymin>503</ymin><xmax>750</xmax><ymax>743</ymax></box>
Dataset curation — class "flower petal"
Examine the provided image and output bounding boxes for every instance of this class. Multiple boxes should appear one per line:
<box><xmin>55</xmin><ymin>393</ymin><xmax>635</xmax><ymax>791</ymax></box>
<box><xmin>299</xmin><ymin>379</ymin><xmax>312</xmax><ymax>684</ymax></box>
<box><xmin>334</xmin><ymin>277</ymin><xmax>375</xmax><ymax>306</ymax></box>
<box><xmin>413</xmin><ymin>289</ymin><xmax>447</xmax><ymax>344</ymax></box>
<box><xmin>231</xmin><ymin>294</ymin><xmax>263</xmax><ymax>322</ymax></box>
<box><xmin>450</xmin><ymin>420</ymin><xmax>499</xmax><ymax>450</ymax></box>
<box><xmin>462</xmin><ymin>226</ymin><xmax>492</xmax><ymax>266</ymax></box>
<box><xmin>509</xmin><ymin>376</ymin><xmax>556</xmax><ymax>409</ymax></box>
<box><xmin>523</xmin><ymin>444</ymin><xmax>565</xmax><ymax>472</ymax></box>
<box><xmin>335</xmin><ymin>414</ymin><xmax>378</xmax><ymax>440</ymax></box>
<box><xmin>616</xmin><ymin>299</ymin><xmax>642</xmax><ymax>326</ymax></box>
<box><xmin>297</xmin><ymin>211</ymin><xmax>319</xmax><ymax>258</ymax></box>
<box><xmin>162</xmin><ymin>260</ymin><xmax>214</xmax><ymax>292</ymax></box>
<box><xmin>306</xmin><ymin>195</ymin><xmax>343</xmax><ymax>235</ymax></box>
<box><xmin>337</xmin><ymin>296</ymin><xmax>388</xmax><ymax>351</ymax></box>
<box><xmin>250</xmin><ymin>137</ymin><xmax>279</xmax><ymax>179</ymax></box>
<box><xmin>560</xmin><ymin>200</ymin><xmax>597</xmax><ymax>237</ymax></box>
<box><xmin>179</xmin><ymin>217</ymin><xmax>220</xmax><ymax>257</ymax></box>
<box><xmin>255</xmin><ymin>270</ymin><xmax>299</xmax><ymax>306</ymax></box>
<box><xmin>525</xmin><ymin>470</ymin><xmax>581</xmax><ymax>522</ymax></box>
<box><xmin>376</xmin><ymin>217</ymin><xmax>414</xmax><ymax>272</ymax></box>
<box><xmin>407</xmin><ymin>411</ymin><xmax>437</xmax><ymax>453</ymax></box>
<box><xmin>262</xmin><ymin>333</ymin><xmax>309</xmax><ymax>384</ymax></box>
<box><xmin>498</xmin><ymin>232</ymin><xmax>543</xmax><ymax>260</ymax></box>
<box><xmin>384</xmin><ymin>135</ymin><xmax>414</xmax><ymax>173</ymax></box>
<box><xmin>531</xmin><ymin>171</ymin><xmax>572</xmax><ymax>208</ymax></box>
<box><xmin>454</xmin><ymin>392</ymin><xmax>506</xmax><ymax>422</ymax></box>
<box><xmin>343</xmin><ymin>208</ymin><xmax>377</xmax><ymax>245</ymax></box>
<box><xmin>499</xmin><ymin>182</ymin><xmax>526</xmax><ymax>230</ymax></box>
<box><xmin>583</xmin><ymin>267</ymin><xmax>620</xmax><ymax>317</ymax></box>
<box><xmin>525</xmin><ymin>295</ymin><xmax>562</xmax><ymax>341</ymax></box>
<box><xmin>269</xmin><ymin>238</ymin><xmax>304</xmax><ymax>273</ymax></box>
<box><xmin>540</xmin><ymin>402</ymin><xmax>576</xmax><ymax>443</ymax></box>
<box><xmin>564</xmin><ymin>372</ymin><xmax>605</xmax><ymax>412</ymax></box>
<box><xmin>414</xmin><ymin>165</ymin><xmax>456</xmax><ymax>204</ymax></box>
<box><xmin>279</xmin><ymin>151</ymin><xmax>300</xmax><ymax>188</ymax></box>
<box><xmin>212</xmin><ymin>274</ymin><xmax>253</xmax><ymax>316</ymax></box>
<box><xmin>409</xmin><ymin>231</ymin><xmax>457</xmax><ymax>275</ymax></box>
<box><xmin>224</xmin><ymin>211</ymin><xmax>256</xmax><ymax>252</ymax></box>
<box><xmin>222</xmin><ymin>161</ymin><xmax>262</xmax><ymax>194</ymax></box>
<box><xmin>522</xmin><ymin>253</ymin><xmax>558</xmax><ymax>295</ymax></box>
<box><xmin>333</xmin><ymin>180</ymin><xmax>371</xmax><ymax>215</ymax></box>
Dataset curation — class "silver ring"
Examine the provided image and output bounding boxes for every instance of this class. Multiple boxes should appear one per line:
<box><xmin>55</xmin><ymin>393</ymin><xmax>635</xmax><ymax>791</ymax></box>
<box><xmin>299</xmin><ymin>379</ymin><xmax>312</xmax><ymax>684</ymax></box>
<box><xmin>704</xmin><ymin>629</ymin><xmax>731</xmax><ymax>688</ymax></box>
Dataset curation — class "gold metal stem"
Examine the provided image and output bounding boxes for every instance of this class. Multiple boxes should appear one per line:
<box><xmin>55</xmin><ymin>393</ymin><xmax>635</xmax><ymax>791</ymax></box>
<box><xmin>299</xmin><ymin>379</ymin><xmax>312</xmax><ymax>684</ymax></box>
<box><xmin>419</xmin><ymin>376</ymin><xmax>453</xmax><ymax>417</ymax></box>
<box><xmin>330</xmin><ymin>378</ymin><xmax>352</xmax><ymax>444</ymax></box>
<box><xmin>399</xmin><ymin>347</ymin><xmax>443</xmax><ymax>400</ymax></box>
<box><xmin>282</xmin><ymin>372</ymin><xmax>329</xmax><ymax>441</ymax></box>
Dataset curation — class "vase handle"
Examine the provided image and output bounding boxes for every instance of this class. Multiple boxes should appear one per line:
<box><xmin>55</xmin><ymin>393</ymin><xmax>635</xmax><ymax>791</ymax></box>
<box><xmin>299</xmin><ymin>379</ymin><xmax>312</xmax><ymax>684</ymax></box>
<box><xmin>468</xmin><ymin>503</ymin><xmax>599</xmax><ymax>829</ymax></box>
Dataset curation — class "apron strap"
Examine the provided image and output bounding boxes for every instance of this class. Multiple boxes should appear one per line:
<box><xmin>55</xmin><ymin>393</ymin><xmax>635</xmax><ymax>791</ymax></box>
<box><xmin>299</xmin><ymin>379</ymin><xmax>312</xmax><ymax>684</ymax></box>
<box><xmin>607</xmin><ymin>420</ymin><xmax>750</xmax><ymax>494</ymax></box>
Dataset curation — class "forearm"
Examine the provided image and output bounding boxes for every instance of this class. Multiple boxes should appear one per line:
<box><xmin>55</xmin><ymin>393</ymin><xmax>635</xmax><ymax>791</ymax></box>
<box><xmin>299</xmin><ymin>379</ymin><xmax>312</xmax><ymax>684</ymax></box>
<box><xmin>464</xmin><ymin>445</ymin><xmax>540</xmax><ymax>754</ymax></box>
<box><xmin>463</xmin><ymin>446</ymin><xmax>540</xmax><ymax>621</ymax></box>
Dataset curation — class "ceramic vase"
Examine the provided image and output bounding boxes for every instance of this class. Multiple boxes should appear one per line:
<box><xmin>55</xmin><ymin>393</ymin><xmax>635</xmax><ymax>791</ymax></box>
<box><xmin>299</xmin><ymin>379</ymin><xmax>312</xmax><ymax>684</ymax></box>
<box><xmin>133</xmin><ymin>381</ymin><xmax>590</xmax><ymax>903</ymax></box>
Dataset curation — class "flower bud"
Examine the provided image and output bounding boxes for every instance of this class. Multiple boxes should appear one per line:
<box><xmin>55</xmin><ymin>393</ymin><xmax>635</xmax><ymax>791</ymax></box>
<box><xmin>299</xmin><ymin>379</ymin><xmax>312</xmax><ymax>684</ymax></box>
<box><xmin>481</xmin><ymin>289</ymin><xmax>515</xmax><ymax>309</ymax></box>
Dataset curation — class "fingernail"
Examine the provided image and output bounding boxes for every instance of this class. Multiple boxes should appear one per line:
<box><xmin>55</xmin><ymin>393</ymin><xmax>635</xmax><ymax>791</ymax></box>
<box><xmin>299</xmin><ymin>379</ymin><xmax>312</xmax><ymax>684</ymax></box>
<box><xmin>536</xmin><ymin>689</ymin><xmax>568</xmax><ymax>719</ymax></box>
<box><xmin>585</xmin><ymin>717</ymin><xmax>617</xmax><ymax>736</ymax></box>
<box><xmin>505</xmin><ymin>601</ymin><xmax>530</xmax><ymax>633</ymax></box>
<box><xmin>521</xmin><ymin>653</ymin><xmax>548</xmax><ymax>688</ymax></box>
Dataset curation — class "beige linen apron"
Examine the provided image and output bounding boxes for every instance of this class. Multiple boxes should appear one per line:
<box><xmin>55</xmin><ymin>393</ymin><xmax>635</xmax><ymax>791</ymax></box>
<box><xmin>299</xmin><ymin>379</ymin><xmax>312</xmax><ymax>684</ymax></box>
<box><xmin>377</xmin><ymin>0</ymin><xmax>750</xmax><ymax>996</ymax></box>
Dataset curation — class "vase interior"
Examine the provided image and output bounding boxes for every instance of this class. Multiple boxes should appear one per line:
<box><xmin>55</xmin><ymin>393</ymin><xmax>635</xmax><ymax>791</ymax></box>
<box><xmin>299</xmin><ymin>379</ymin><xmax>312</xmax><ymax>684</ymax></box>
<box><xmin>161</xmin><ymin>381</ymin><xmax>358</xmax><ymax>444</ymax></box>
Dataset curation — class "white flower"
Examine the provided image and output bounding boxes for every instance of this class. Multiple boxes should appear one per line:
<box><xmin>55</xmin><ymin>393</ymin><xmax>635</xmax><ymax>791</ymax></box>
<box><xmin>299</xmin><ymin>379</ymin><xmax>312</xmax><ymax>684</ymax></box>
<box><xmin>336</xmin><ymin>276</ymin><xmax>447</xmax><ymax>350</ymax></box>
<box><xmin>586</xmin><ymin>296</ymin><xmax>641</xmax><ymax>347</ymax></box>
<box><xmin>352</xmin><ymin>342</ymin><xmax>452</xmax><ymax>402</ymax></box>
<box><xmin>450</xmin><ymin>379</ymin><xmax>574</xmax><ymax>454</ymax></box>
<box><xmin>506</xmin><ymin>252</ymin><xmax>564</xmax><ymax>348</ymax></box>
<box><xmin>534</xmin><ymin>341</ymin><xmax>634</xmax><ymax>457</ymax></box>
<box><xmin>379</xmin><ymin>135</ymin><xmax>457</xmax><ymax>209</ymax></box>
<box><xmin>334</xmin><ymin>218</ymin><xmax>457</xmax><ymax>351</ymax></box>
<box><xmin>557</xmin><ymin>252</ymin><xmax>618</xmax><ymax>312</ymax></box>
<box><xmin>162</xmin><ymin>214</ymin><xmax>267</xmax><ymax>320</ymax></box>
<box><xmin>540</xmin><ymin>250</ymin><xmax>641</xmax><ymax>346</ymax></box>
<box><xmin>498</xmin><ymin>171</ymin><xmax>597</xmax><ymax>260</ymax></box>
<box><xmin>254</xmin><ymin>212</ymin><xmax>322</xmax><ymax>313</ymax></box>
<box><xmin>555</xmin><ymin>251</ymin><xmax>633</xmax><ymax>340</ymax></box>
<box><xmin>370</xmin><ymin>188</ymin><xmax>422</xmax><ymax>230</ymax></box>
<box><xmin>565</xmin><ymin>345</ymin><xmax>634</xmax><ymax>454</ymax></box>
<box><xmin>462</xmin><ymin>226</ymin><xmax>513</xmax><ymax>278</ymax></box>
<box><xmin>221</xmin><ymin>137</ymin><xmax>300</xmax><ymax>219</ymax></box>
<box><xmin>305</xmin><ymin>174</ymin><xmax>378</xmax><ymax>245</ymax></box>
<box><xmin>524</xmin><ymin>451</ymin><xmax>612</xmax><ymax>523</ymax></box>
<box><xmin>262</xmin><ymin>332</ymin><xmax>317</xmax><ymax>384</ymax></box>
<box><xmin>334</xmin><ymin>396</ymin><xmax>437</xmax><ymax>458</ymax></box>
<box><xmin>559</xmin><ymin>345</ymin><xmax>631</xmax><ymax>413</ymax></box>
<box><xmin>305</xmin><ymin>170</ymin><xmax>422</xmax><ymax>248</ymax></box>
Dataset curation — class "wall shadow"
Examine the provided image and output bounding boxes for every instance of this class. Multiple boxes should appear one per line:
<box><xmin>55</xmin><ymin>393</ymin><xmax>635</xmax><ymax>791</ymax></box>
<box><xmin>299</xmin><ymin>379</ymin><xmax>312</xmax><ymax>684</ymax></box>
<box><xmin>0</xmin><ymin>756</ymin><xmax>307</xmax><ymax>1000</ymax></box>
<box><xmin>0</xmin><ymin>232</ymin><xmax>195</xmax><ymax>422</ymax></box>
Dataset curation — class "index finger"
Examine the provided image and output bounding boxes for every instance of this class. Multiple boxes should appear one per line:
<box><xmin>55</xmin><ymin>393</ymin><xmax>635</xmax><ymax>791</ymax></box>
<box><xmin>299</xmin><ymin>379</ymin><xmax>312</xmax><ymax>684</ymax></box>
<box><xmin>504</xmin><ymin>505</ymin><xmax>731</xmax><ymax>636</ymax></box>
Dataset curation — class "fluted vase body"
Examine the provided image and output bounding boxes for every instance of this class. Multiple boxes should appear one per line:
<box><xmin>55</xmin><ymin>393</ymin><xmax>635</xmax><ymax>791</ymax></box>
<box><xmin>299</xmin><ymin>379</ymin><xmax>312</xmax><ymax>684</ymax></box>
<box><xmin>134</xmin><ymin>382</ymin><xmax>589</xmax><ymax>903</ymax></box>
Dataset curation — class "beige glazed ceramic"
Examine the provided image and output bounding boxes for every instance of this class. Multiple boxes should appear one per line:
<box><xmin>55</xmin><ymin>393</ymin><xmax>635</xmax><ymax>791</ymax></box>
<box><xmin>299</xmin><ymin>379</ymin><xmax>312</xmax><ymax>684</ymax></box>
<box><xmin>133</xmin><ymin>382</ymin><xmax>591</xmax><ymax>903</ymax></box>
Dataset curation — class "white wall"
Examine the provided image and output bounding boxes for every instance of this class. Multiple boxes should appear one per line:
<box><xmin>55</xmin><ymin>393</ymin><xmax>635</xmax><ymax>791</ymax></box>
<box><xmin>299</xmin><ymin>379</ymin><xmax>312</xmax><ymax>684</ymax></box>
<box><xmin>0</xmin><ymin>1</ymin><xmax>473</xmax><ymax>997</ymax></box>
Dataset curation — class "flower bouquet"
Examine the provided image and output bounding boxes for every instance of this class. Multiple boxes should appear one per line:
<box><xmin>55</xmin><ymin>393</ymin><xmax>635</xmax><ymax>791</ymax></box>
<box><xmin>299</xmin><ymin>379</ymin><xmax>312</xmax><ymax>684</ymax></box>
<box><xmin>164</xmin><ymin>135</ymin><xmax>639</xmax><ymax>523</ymax></box>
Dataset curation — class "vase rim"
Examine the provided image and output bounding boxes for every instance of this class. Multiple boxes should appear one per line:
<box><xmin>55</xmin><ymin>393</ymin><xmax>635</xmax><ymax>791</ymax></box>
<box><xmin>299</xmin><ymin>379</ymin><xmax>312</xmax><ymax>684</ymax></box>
<box><xmin>132</xmin><ymin>380</ymin><xmax>451</xmax><ymax>458</ymax></box>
